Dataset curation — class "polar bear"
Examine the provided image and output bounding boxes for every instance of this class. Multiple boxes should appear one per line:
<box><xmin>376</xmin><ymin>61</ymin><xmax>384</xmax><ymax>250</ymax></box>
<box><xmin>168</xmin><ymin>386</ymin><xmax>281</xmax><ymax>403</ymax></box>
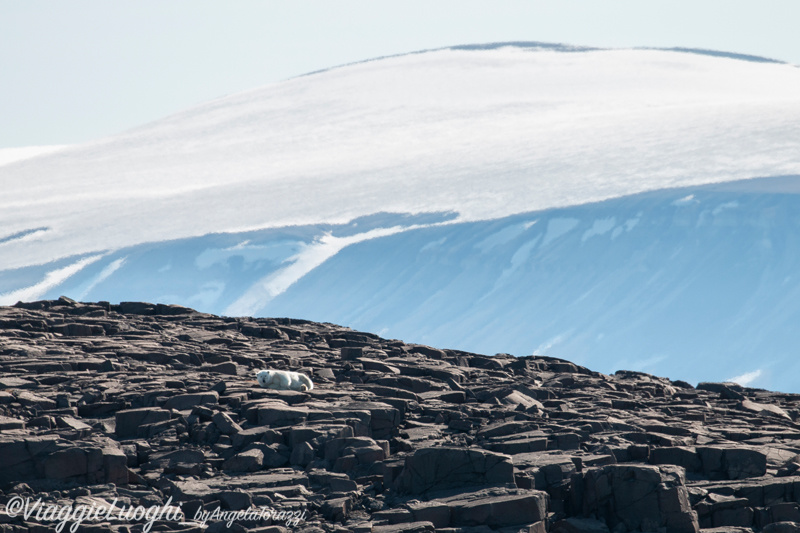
<box><xmin>256</xmin><ymin>369</ymin><xmax>314</xmax><ymax>392</ymax></box>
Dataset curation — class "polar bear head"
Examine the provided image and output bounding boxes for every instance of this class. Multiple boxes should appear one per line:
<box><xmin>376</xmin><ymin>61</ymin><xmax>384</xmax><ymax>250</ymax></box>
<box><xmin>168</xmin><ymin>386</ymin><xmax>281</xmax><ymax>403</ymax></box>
<box><xmin>256</xmin><ymin>369</ymin><xmax>280</xmax><ymax>389</ymax></box>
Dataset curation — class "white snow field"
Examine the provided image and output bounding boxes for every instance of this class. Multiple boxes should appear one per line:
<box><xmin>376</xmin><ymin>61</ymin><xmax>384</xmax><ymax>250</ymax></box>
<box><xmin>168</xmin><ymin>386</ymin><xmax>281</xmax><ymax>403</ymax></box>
<box><xmin>2</xmin><ymin>43</ymin><xmax>800</xmax><ymax>390</ymax></box>
<box><xmin>0</xmin><ymin>145</ymin><xmax>69</xmax><ymax>168</ymax></box>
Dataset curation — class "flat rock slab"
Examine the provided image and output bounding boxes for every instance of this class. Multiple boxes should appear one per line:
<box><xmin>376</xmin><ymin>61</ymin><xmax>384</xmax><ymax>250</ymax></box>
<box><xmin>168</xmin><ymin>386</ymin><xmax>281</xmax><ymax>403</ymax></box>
<box><xmin>449</xmin><ymin>490</ymin><xmax>548</xmax><ymax>528</ymax></box>
<box><xmin>0</xmin><ymin>415</ymin><xmax>25</xmax><ymax>430</ymax></box>
<box><xmin>0</xmin><ymin>376</ymin><xmax>37</xmax><ymax>388</ymax></box>
<box><xmin>163</xmin><ymin>392</ymin><xmax>219</xmax><ymax>410</ymax></box>
<box><xmin>741</xmin><ymin>399</ymin><xmax>792</xmax><ymax>420</ymax></box>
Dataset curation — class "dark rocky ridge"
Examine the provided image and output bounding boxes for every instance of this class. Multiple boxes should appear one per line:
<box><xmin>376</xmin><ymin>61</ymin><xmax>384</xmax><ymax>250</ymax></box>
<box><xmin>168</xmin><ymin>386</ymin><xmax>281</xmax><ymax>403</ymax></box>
<box><xmin>1</xmin><ymin>298</ymin><xmax>800</xmax><ymax>532</ymax></box>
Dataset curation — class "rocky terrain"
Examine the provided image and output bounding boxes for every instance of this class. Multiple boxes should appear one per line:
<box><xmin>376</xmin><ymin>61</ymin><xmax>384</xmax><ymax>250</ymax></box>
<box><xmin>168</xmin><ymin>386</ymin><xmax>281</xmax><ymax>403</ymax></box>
<box><xmin>2</xmin><ymin>299</ymin><xmax>800</xmax><ymax>533</ymax></box>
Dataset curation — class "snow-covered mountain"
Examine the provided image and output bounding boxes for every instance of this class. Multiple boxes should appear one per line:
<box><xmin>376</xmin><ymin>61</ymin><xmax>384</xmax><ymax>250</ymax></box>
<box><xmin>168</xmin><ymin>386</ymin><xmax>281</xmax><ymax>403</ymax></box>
<box><xmin>3</xmin><ymin>43</ymin><xmax>800</xmax><ymax>391</ymax></box>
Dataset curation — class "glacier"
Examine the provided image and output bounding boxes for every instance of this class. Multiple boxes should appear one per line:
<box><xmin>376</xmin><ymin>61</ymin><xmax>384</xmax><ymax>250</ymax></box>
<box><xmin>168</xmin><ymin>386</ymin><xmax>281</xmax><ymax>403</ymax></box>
<box><xmin>2</xmin><ymin>43</ymin><xmax>800</xmax><ymax>391</ymax></box>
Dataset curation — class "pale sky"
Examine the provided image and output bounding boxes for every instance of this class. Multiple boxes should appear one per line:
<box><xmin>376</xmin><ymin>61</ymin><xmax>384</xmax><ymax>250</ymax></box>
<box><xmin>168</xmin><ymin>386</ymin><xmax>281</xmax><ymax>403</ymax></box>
<box><xmin>3</xmin><ymin>0</ymin><xmax>800</xmax><ymax>148</ymax></box>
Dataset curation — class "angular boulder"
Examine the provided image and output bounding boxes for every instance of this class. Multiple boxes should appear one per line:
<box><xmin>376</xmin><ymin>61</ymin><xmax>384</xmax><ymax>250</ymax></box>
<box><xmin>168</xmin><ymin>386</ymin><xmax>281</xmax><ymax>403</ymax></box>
<box><xmin>222</xmin><ymin>448</ymin><xmax>264</xmax><ymax>472</ymax></box>
<box><xmin>575</xmin><ymin>464</ymin><xmax>699</xmax><ymax>533</ymax></box>
<box><xmin>212</xmin><ymin>411</ymin><xmax>243</xmax><ymax>434</ymax></box>
<box><xmin>115</xmin><ymin>407</ymin><xmax>171</xmax><ymax>439</ymax></box>
<box><xmin>394</xmin><ymin>447</ymin><xmax>514</xmax><ymax>494</ymax></box>
<box><xmin>697</xmin><ymin>447</ymin><xmax>767</xmax><ymax>480</ymax></box>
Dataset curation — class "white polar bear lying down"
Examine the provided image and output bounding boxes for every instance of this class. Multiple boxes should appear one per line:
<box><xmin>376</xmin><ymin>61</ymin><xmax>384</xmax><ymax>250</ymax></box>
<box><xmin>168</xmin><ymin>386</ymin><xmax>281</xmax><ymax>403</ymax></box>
<box><xmin>256</xmin><ymin>369</ymin><xmax>314</xmax><ymax>392</ymax></box>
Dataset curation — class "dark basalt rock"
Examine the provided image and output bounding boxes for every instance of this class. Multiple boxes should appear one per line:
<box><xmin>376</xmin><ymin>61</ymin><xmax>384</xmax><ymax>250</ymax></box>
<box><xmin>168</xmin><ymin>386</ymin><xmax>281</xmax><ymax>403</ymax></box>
<box><xmin>1</xmin><ymin>299</ymin><xmax>800</xmax><ymax>532</ymax></box>
<box><xmin>394</xmin><ymin>447</ymin><xmax>515</xmax><ymax>494</ymax></box>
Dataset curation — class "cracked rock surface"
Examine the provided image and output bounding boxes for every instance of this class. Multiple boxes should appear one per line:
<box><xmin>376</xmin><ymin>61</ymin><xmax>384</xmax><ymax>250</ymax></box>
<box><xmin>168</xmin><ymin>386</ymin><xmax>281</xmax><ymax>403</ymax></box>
<box><xmin>2</xmin><ymin>298</ymin><xmax>800</xmax><ymax>532</ymax></box>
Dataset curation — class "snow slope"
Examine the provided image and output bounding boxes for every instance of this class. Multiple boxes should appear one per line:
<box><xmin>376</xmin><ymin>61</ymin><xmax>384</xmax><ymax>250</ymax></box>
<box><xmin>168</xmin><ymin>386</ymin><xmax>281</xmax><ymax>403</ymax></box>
<box><xmin>3</xmin><ymin>43</ymin><xmax>800</xmax><ymax>390</ymax></box>
<box><xmin>2</xmin><ymin>44</ymin><xmax>800</xmax><ymax>270</ymax></box>
<box><xmin>0</xmin><ymin>145</ymin><xmax>69</xmax><ymax>167</ymax></box>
